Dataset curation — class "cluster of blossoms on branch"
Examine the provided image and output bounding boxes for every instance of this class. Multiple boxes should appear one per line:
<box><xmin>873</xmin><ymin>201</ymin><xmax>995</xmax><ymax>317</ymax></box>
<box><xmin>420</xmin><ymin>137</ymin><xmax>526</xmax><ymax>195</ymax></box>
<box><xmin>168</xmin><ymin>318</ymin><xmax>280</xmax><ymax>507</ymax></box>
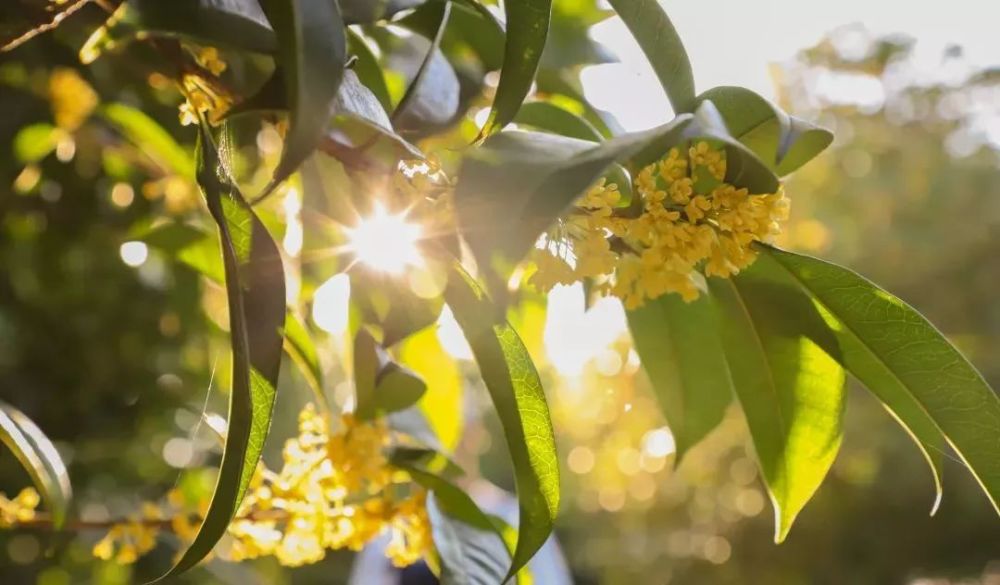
<box><xmin>531</xmin><ymin>142</ymin><xmax>790</xmax><ymax>307</ymax></box>
<box><xmin>0</xmin><ymin>405</ymin><xmax>432</xmax><ymax>569</ymax></box>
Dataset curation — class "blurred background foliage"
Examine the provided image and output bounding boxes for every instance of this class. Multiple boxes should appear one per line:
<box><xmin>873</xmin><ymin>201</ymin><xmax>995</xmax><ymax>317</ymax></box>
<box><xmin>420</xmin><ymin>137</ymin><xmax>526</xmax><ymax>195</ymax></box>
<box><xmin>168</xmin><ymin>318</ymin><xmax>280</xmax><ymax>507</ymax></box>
<box><xmin>0</xmin><ymin>3</ymin><xmax>998</xmax><ymax>584</ymax></box>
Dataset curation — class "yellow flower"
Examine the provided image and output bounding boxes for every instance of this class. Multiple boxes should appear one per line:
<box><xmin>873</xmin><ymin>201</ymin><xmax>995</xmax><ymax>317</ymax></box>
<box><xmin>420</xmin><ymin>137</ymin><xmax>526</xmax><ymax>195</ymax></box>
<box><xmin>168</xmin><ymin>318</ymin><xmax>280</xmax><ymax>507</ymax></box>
<box><xmin>178</xmin><ymin>74</ymin><xmax>230</xmax><ymax>126</ymax></box>
<box><xmin>48</xmin><ymin>68</ymin><xmax>98</xmax><ymax>131</ymax></box>
<box><xmin>0</xmin><ymin>487</ymin><xmax>41</xmax><ymax>527</ymax></box>
<box><xmin>195</xmin><ymin>47</ymin><xmax>227</xmax><ymax>76</ymax></box>
<box><xmin>92</xmin><ymin>520</ymin><xmax>160</xmax><ymax>564</ymax></box>
<box><xmin>530</xmin><ymin>141</ymin><xmax>789</xmax><ymax>306</ymax></box>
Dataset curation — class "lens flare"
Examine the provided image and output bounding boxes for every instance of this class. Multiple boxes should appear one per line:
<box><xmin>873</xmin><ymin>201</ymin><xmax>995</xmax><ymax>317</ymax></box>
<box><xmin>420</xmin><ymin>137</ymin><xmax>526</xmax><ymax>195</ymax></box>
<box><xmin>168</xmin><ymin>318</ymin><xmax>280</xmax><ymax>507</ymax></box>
<box><xmin>345</xmin><ymin>204</ymin><xmax>422</xmax><ymax>274</ymax></box>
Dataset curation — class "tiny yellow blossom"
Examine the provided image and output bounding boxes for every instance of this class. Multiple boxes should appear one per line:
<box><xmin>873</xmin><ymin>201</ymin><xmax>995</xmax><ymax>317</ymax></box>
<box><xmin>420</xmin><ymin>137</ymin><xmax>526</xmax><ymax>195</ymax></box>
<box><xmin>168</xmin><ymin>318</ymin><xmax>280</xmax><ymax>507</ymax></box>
<box><xmin>195</xmin><ymin>47</ymin><xmax>227</xmax><ymax>76</ymax></box>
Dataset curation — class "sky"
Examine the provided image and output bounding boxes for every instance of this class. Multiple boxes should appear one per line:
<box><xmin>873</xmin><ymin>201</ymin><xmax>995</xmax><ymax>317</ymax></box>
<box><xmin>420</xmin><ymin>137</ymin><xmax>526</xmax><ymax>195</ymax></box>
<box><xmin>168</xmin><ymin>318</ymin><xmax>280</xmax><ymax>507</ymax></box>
<box><xmin>582</xmin><ymin>0</ymin><xmax>1000</xmax><ymax>131</ymax></box>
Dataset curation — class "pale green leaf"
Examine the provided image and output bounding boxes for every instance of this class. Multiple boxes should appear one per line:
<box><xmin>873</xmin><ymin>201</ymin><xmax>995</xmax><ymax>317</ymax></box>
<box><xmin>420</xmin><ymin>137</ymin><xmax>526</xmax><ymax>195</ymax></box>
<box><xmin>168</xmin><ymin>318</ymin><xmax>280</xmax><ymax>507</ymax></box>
<box><xmin>759</xmin><ymin>245</ymin><xmax>1000</xmax><ymax>515</ymax></box>
<box><xmin>709</xmin><ymin>276</ymin><xmax>846</xmax><ymax>542</ymax></box>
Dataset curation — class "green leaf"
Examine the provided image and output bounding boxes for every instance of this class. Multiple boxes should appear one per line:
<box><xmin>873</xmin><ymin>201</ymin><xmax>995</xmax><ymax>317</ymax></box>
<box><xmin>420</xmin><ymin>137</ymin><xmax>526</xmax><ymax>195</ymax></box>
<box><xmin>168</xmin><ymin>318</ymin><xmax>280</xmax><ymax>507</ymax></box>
<box><xmin>775</xmin><ymin>116</ymin><xmax>835</xmax><ymax>176</ymax></box>
<box><xmin>13</xmin><ymin>123</ymin><xmax>60</xmax><ymax>163</ymax></box>
<box><xmin>79</xmin><ymin>0</ymin><xmax>277</xmax><ymax>61</ymax></box>
<box><xmin>139</xmin><ymin>222</ymin><xmax>225</xmax><ymax>283</ymax></box>
<box><xmin>258</xmin><ymin>0</ymin><xmax>347</xmax><ymax>199</ymax></box>
<box><xmin>606</xmin><ymin>0</ymin><xmax>695</xmax><ymax>114</ymax></box>
<box><xmin>0</xmin><ymin>401</ymin><xmax>72</xmax><ymax>528</ymax></box>
<box><xmin>347</xmin><ymin>29</ymin><xmax>392</xmax><ymax>112</ymax></box>
<box><xmin>387</xmin><ymin>27</ymin><xmax>461</xmax><ymax>132</ymax></box>
<box><xmin>100</xmin><ymin>103</ymin><xmax>194</xmax><ymax>177</ymax></box>
<box><xmin>427</xmin><ymin>493</ymin><xmax>513</xmax><ymax>585</ymax></box>
<box><xmin>355</xmin><ymin>328</ymin><xmax>428</xmax><ymax>420</ymax></box>
<box><xmin>709</xmin><ymin>275</ymin><xmax>846</xmax><ymax>542</ymax></box>
<box><xmin>758</xmin><ymin>245</ymin><xmax>1000</xmax><ymax>515</ymax></box>
<box><xmin>353</xmin><ymin>328</ymin><xmax>380</xmax><ymax>422</ymax></box>
<box><xmin>481</xmin><ymin>0</ymin><xmax>553</xmax><ymax>136</ymax></box>
<box><xmin>283</xmin><ymin>312</ymin><xmax>325</xmax><ymax>406</ymax></box>
<box><xmin>513</xmin><ymin>101</ymin><xmax>631</xmax><ymax>201</ymax></box>
<box><xmin>456</xmin><ymin>117</ymin><xmax>694</xmax><ymax>292</ymax></box>
<box><xmin>627</xmin><ymin>293</ymin><xmax>733</xmax><ymax>463</ymax></box>
<box><xmin>339</xmin><ymin>0</ymin><xmax>425</xmax><ymax>24</ymax></box>
<box><xmin>157</xmin><ymin>125</ymin><xmax>286</xmax><ymax>580</ymax></box>
<box><xmin>695</xmin><ymin>87</ymin><xmax>833</xmax><ymax>176</ymax></box>
<box><xmin>443</xmin><ymin>266</ymin><xmax>558</xmax><ymax>580</ymax></box>
<box><xmin>350</xmin><ymin>267</ymin><xmax>441</xmax><ymax>347</ymax></box>
<box><xmin>395</xmin><ymin>460</ymin><xmax>513</xmax><ymax>585</ymax></box>
<box><xmin>513</xmin><ymin>101</ymin><xmax>602</xmax><ymax>141</ymax></box>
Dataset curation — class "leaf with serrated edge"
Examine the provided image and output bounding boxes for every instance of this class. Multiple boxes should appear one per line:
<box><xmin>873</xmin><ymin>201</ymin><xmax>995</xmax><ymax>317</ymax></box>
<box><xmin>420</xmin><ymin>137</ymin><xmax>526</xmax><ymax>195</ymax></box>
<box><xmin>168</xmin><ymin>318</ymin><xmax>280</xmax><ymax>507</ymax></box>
<box><xmin>709</xmin><ymin>276</ymin><xmax>846</xmax><ymax>542</ymax></box>
<box><xmin>759</xmin><ymin>245</ymin><xmax>1000</xmax><ymax>515</ymax></box>
<box><xmin>443</xmin><ymin>266</ymin><xmax>557</xmax><ymax>580</ymax></box>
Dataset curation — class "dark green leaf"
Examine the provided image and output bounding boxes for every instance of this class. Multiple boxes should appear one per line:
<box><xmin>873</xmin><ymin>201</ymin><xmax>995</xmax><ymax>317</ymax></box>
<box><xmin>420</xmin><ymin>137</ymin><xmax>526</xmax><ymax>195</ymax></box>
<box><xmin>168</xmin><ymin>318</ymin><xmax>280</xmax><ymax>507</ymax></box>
<box><xmin>375</xmin><ymin>363</ymin><xmax>427</xmax><ymax>414</ymax></box>
<box><xmin>395</xmin><ymin>460</ymin><xmax>513</xmax><ymax>585</ymax></box>
<box><xmin>283</xmin><ymin>312</ymin><xmax>325</xmax><ymax>406</ymax></box>
<box><xmin>709</xmin><ymin>275</ymin><xmax>846</xmax><ymax>542</ymax></box>
<box><xmin>606</xmin><ymin>0</ymin><xmax>695</xmax><ymax>114</ymax></box>
<box><xmin>339</xmin><ymin>0</ymin><xmax>425</xmax><ymax>24</ymax></box>
<box><xmin>481</xmin><ymin>0</ymin><xmax>552</xmax><ymax>136</ymax></box>
<box><xmin>258</xmin><ymin>0</ymin><xmax>347</xmax><ymax>198</ymax></box>
<box><xmin>354</xmin><ymin>328</ymin><xmax>380</xmax><ymax>422</ymax></box>
<box><xmin>349</xmin><ymin>267</ymin><xmax>440</xmax><ymax>347</ymax></box>
<box><xmin>758</xmin><ymin>245</ymin><xmax>1000</xmax><ymax>515</ymax></box>
<box><xmin>443</xmin><ymin>266</ymin><xmax>558</xmax><ymax>580</ymax></box>
<box><xmin>627</xmin><ymin>293</ymin><xmax>733</xmax><ymax>463</ymax></box>
<box><xmin>79</xmin><ymin>0</ymin><xmax>277</xmax><ymax>59</ymax></box>
<box><xmin>0</xmin><ymin>401</ymin><xmax>72</xmax><ymax>528</ymax></box>
<box><xmin>387</xmin><ymin>28</ymin><xmax>461</xmax><ymax>132</ymax></box>
<box><xmin>158</xmin><ymin>125</ymin><xmax>286</xmax><ymax>579</ymax></box>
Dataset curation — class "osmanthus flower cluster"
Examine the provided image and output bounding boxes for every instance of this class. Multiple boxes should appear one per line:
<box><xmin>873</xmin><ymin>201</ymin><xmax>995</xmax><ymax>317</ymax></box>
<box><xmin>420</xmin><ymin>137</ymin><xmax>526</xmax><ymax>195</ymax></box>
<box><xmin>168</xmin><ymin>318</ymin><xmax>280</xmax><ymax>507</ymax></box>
<box><xmin>530</xmin><ymin>141</ymin><xmax>790</xmax><ymax>308</ymax></box>
<box><xmin>1</xmin><ymin>403</ymin><xmax>434</xmax><ymax>569</ymax></box>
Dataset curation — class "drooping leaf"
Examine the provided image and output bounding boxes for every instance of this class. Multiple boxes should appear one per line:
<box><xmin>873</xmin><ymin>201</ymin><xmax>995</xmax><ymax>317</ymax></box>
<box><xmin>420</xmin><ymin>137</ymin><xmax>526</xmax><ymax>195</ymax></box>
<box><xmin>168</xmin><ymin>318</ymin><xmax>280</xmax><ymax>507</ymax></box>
<box><xmin>709</xmin><ymin>276</ymin><xmax>846</xmax><ymax>543</ymax></box>
<box><xmin>158</xmin><ymin>125</ymin><xmax>286</xmax><ymax>580</ymax></box>
<box><xmin>392</xmin><ymin>1</ymin><xmax>451</xmax><ymax>121</ymax></box>
<box><xmin>481</xmin><ymin>0</ymin><xmax>553</xmax><ymax>136</ymax></box>
<box><xmin>100</xmin><ymin>103</ymin><xmax>194</xmax><ymax>177</ymax></box>
<box><xmin>395</xmin><ymin>460</ymin><xmax>513</xmax><ymax>585</ymax></box>
<box><xmin>758</xmin><ymin>245</ymin><xmax>1000</xmax><ymax>515</ymax></box>
<box><xmin>627</xmin><ymin>293</ymin><xmax>733</xmax><ymax>463</ymax></box>
<box><xmin>606</xmin><ymin>0</ymin><xmax>695</xmax><ymax>114</ymax></box>
<box><xmin>350</xmin><ymin>267</ymin><xmax>441</xmax><ymax>347</ymax></box>
<box><xmin>79</xmin><ymin>0</ymin><xmax>277</xmax><ymax>61</ymax></box>
<box><xmin>0</xmin><ymin>401</ymin><xmax>72</xmax><ymax>528</ymax></box>
<box><xmin>396</xmin><ymin>0</ymin><xmax>505</xmax><ymax>72</ymax></box>
<box><xmin>443</xmin><ymin>266</ymin><xmax>558</xmax><ymax>580</ymax></box>
<box><xmin>695</xmin><ymin>86</ymin><xmax>833</xmax><ymax>176</ymax></box>
<box><xmin>375</xmin><ymin>363</ymin><xmax>428</xmax><ymax>415</ymax></box>
<box><xmin>139</xmin><ymin>222</ymin><xmax>225</xmax><ymax>283</ymax></box>
<box><xmin>258</xmin><ymin>0</ymin><xmax>347</xmax><ymax>198</ymax></box>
